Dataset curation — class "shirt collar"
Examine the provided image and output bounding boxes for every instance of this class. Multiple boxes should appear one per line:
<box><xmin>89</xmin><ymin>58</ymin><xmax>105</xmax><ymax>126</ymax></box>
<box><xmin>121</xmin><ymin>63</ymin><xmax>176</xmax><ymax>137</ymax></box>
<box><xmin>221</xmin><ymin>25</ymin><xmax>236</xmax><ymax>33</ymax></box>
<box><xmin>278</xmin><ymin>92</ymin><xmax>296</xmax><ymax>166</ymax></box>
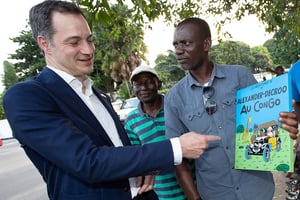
<box><xmin>46</xmin><ymin>65</ymin><xmax>93</xmax><ymax>95</ymax></box>
<box><xmin>137</xmin><ymin>94</ymin><xmax>164</xmax><ymax>116</ymax></box>
<box><xmin>187</xmin><ymin>63</ymin><xmax>225</xmax><ymax>88</ymax></box>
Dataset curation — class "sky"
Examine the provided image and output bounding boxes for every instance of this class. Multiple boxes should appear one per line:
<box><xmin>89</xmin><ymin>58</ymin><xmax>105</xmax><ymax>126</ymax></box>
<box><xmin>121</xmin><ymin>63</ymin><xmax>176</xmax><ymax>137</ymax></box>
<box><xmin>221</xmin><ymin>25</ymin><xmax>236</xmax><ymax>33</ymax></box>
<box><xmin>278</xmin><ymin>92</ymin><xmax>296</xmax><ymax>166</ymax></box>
<box><xmin>0</xmin><ymin>0</ymin><xmax>273</xmax><ymax>92</ymax></box>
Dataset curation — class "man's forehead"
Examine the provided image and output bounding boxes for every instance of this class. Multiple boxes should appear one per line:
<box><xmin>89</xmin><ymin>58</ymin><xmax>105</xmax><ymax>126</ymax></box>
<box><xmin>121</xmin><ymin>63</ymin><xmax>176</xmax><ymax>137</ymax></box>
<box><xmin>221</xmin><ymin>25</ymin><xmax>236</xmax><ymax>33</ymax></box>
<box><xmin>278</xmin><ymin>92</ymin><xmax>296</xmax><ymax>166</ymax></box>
<box><xmin>132</xmin><ymin>73</ymin><xmax>157</xmax><ymax>81</ymax></box>
<box><xmin>174</xmin><ymin>24</ymin><xmax>197</xmax><ymax>38</ymax></box>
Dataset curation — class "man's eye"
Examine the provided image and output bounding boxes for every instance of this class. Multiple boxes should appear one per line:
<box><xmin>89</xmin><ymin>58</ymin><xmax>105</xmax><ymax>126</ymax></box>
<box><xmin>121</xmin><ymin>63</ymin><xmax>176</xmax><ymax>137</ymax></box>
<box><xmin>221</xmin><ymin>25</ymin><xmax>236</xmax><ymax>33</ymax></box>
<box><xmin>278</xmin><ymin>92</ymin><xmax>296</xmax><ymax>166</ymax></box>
<box><xmin>69</xmin><ymin>41</ymin><xmax>79</xmax><ymax>46</ymax></box>
<box><xmin>184</xmin><ymin>41</ymin><xmax>191</xmax><ymax>46</ymax></box>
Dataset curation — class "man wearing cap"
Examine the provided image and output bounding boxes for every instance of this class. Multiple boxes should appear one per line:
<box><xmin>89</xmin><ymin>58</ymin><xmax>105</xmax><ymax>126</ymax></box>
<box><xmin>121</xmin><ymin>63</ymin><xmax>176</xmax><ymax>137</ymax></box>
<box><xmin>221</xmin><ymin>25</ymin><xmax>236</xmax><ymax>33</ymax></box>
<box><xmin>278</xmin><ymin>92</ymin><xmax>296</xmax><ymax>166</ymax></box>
<box><xmin>124</xmin><ymin>65</ymin><xmax>199</xmax><ymax>200</ymax></box>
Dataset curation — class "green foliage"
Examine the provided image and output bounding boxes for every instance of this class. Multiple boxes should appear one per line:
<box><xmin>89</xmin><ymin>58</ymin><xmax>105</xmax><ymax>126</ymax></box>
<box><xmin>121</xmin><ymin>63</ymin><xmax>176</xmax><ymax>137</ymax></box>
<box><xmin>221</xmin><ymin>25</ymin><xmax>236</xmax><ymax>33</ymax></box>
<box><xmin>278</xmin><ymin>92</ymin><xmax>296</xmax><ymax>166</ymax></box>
<box><xmin>264</xmin><ymin>39</ymin><xmax>280</xmax><ymax>65</ymax></box>
<box><xmin>250</xmin><ymin>46</ymin><xmax>273</xmax><ymax>72</ymax></box>
<box><xmin>9</xmin><ymin>29</ymin><xmax>45</xmax><ymax>81</ymax></box>
<box><xmin>91</xmin><ymin>4</ymin><xmax>147</xmax><ymax>96</ymax></box>
<box><xmin>8</xmin><ymin>0</ymin><xmax>299</xmax><ymax>95</ymax></box>
<box><xmin>239</xmin><ymin>1</ymin><xmax>299</xmax><ymax>64</ymax></box>
<box><xmin>81</xmin><ymin>0</ymin><xmax>299</xmax><ymax>65</ymax></box>
<box><xmin>117</xmin><ymin>82</ymin><xmax>132</xmax><ymax>100</ymax></box>
<box><xmin>264</xmin><ymin>36</ymin><xmax>299</xmax><ymax>67</ymax></box>
<box><xmin>1</xmin><ymin>61</ymin><xmax>17</xmax><ymax>119</ymax></box>
<box><xmin>90</xmin><ymin>70</ymin><xmax>115</xmax><ymax>93</ymax></box>
<box><xmin>209</xmin><ymin>41</ymin><xmax>274</xmax><ymax>72</ymax></box>
<box><xmin>209</xmin><ymin>41</ymin><xmax>255</xmax><ymax>71</ymax></box>
<box><xmin>154</xmin><ymin>50</ymin><xmax>186</xmax><ymax>94</ymax></box>
<box><xmin>0</xmin><ymin>91</ymin><xmax>5</xmax><ymax>119</ymax></box>
<box><xmin>2</xmin><ymin>61</ymin><xmax>18</xmax><ymax>90</ymax></box>
<box><xmin>80</xmin><ymin>0</ymin><xmax>299</xmax><ymax>40</ymax></box>
<box><xmin>205</xmin><ymin>0</ymin><xmax>299</xmax><ymax>62</ymax></box>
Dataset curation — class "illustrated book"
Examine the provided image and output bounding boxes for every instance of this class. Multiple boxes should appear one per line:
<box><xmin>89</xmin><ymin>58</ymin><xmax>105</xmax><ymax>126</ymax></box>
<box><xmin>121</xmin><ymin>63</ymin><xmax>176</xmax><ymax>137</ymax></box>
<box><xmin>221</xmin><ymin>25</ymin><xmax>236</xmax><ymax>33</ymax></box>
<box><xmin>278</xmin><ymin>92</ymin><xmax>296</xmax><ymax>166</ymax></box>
<box><xmin>234</xmin><ymin>73</ymin><xmax>294</xmax><ymax>172</ymax></box>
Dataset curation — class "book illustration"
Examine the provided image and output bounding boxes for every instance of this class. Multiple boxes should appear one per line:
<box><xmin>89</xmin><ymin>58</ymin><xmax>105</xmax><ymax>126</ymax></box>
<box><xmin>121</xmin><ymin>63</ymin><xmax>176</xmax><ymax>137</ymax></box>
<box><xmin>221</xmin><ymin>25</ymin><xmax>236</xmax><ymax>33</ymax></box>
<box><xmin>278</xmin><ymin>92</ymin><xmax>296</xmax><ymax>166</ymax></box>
<box><xmin>244</xmin><ymin>120</ymin><xmax>281</xmax><ymax>162</ymax></box>
<box><xmin>235</xmin><ymin>73</ymin><xmax>293</xmax><ymax>172</ymax></box>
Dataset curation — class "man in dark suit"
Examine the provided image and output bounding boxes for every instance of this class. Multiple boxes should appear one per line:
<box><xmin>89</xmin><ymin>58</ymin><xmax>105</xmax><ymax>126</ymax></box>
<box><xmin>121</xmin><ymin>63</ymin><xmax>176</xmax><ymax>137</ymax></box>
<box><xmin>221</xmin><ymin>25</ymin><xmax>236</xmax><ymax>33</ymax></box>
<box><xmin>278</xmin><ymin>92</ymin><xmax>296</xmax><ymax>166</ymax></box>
<box><xmin>2</xmin><ymin>1</ymin><xmax>221</xmax><ymax>200</ymax></box>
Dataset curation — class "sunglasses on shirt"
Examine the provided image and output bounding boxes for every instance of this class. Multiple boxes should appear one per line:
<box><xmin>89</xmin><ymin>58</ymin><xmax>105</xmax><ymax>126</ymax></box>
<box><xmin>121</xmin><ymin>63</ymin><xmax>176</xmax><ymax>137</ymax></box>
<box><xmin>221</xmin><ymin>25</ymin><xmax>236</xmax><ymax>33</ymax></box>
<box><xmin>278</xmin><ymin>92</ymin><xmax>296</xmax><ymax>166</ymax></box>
<box><xmin>203</xmin><ymin>86</ymin><xmax>217</xmax><ymax>115</ymax></box>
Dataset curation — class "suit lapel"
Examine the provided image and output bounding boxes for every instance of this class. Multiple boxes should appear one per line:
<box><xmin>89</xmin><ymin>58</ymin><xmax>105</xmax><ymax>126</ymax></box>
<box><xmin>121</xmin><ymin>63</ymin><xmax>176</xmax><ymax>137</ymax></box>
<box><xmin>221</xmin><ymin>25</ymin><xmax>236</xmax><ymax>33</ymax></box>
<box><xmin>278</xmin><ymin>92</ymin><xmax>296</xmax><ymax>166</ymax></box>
<box><xmin>93</xmin><ymin>88</ymin><xmax>131</xmax><ymax>146</ymax></box>
<box><xmin>35</xmin><ymin>67</ymin><xmax>115</xmax><ymax>146</ymax></box>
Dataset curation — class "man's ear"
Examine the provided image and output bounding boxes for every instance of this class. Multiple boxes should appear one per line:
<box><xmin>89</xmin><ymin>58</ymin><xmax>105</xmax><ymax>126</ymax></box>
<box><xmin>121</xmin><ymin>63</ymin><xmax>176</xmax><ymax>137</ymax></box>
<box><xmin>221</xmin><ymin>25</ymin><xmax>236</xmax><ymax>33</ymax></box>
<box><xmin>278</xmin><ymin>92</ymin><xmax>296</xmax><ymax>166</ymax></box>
<box><xmin>37</xmin><ymin>36</ymin><xmax>51</xmax><ymax>54</ymax></box>
<box><xmin>203</xmin><ymin>38</ymin><xmax>212</xmax><ymax>51</ymax></box>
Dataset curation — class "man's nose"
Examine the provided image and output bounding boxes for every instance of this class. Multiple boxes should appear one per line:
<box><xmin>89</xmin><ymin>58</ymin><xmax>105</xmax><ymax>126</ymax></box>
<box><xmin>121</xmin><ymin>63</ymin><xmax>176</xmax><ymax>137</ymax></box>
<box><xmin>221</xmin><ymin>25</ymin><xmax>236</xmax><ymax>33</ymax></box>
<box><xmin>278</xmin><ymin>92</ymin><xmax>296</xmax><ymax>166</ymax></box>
<box><xmin>81</xmin><ymin>41</ymin><xmax>95</xmax><ymax>54</ymax></box>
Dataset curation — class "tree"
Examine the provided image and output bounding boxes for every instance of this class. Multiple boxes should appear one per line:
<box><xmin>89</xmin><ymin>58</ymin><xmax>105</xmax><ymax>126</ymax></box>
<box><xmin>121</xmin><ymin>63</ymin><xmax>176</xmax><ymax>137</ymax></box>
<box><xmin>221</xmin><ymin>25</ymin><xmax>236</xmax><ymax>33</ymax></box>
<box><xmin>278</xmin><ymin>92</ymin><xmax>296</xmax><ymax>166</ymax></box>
<box><xmin>9</xmin><ymin>29</ymin><xmax>45</xmax><ymax>81</ymax></box>
<box><xmin>9</xmin><ymin>0</ymin><xmax>299</xmax><ymax>95</ymax></box>
<box><xmin>0</xmin><ymin>60</ymin><xmax>18</xmax><ymax>120</ymax></box>
<box><xmin>209</xmin><ymin>41</ymin><xmax>274</xmax><ymax>72</ymax></box>
<box><xmin>264</xmin><ymin>39</ymin><xmax>280</xmax><ymax>65</ymax></box>
<box><xmin>2</xmin><ymin>61</ymin><xmax>18</xmax><ymax>90</ymax></box>
<box><xmin>80</xmin><ymin>0</ymin><xmax>299</xmax><ymax>39</ymax></box>
<box><xmin>80</xmin><ymin>0</ymin><xmax>299</xmax><ymax>62</ymax></box>
<box><xmin>250</xmin><ymin>46</ymin><xmax>273</xmax><ymax>73</ymax></box>
<box><xmin>154</xmin><ymin>50</ymin><xmax>185</xmax><ymax>94</ymax></box>
<box><xmin>91</xmin><ymin>4</ymin><xmax>147</xmax><ymax>97</ymax></box>
<box><xmin>0</xmin><ymin>92</ymin><xmax>5</xmax><ymax>119</ymax></box>
<box><xmin>209</xmin><ymin>41</ymin><xmax>255</xmax><ymax>71</ymax></box>
<box><xmin>264</xmin><ymin>35</ymin><xmax>299</xmax><ymax>67</ymax></box>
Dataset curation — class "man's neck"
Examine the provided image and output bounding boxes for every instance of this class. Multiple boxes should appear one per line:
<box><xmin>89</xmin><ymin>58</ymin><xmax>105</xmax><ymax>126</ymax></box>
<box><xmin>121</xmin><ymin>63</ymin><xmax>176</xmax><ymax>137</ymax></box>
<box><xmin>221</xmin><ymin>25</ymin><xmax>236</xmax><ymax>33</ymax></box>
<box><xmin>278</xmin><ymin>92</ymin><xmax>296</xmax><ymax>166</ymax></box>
<box><xmin>142</xmin><ymin>95</ymin><xmax>162</xmax><ymax>117</ymax></box>
<box><xmin>190</xmin><ymin>63</ymin><xmax>213</xmax><ymax>84</ymax></box>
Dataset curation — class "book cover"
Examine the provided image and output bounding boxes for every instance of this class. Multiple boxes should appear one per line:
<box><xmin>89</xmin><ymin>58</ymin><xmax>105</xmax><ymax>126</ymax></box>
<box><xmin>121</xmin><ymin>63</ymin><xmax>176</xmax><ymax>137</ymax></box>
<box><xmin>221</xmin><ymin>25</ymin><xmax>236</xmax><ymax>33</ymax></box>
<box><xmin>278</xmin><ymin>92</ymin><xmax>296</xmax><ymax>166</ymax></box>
<box><xmin>235</xmin><ymin>73</ymin><xmax>294</xmax><ymax>172</ymax></box>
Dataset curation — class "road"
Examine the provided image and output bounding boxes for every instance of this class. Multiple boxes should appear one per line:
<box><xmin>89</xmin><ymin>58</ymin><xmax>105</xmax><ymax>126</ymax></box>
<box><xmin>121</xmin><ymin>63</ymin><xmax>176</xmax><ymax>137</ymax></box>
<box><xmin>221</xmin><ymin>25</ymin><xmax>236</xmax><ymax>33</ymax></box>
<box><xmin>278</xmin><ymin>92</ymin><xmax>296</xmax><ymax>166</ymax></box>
<box><xmin>273</xmin><ymin>171</ymin><xmax>289</xmax><ymax>199</ymax></box>
<box><xmin>0</xmin><ymin>139</ymin><xmax>47</xmax><ymax>200</ymax></box>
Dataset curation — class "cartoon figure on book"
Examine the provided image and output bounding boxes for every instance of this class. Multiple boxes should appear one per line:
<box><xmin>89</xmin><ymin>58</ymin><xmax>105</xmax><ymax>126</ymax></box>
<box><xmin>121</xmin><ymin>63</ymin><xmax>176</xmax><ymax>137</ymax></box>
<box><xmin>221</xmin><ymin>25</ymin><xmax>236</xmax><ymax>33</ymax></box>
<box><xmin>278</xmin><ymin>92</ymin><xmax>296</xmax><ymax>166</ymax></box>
<box><xmin>245</xmin><ymin>120</ymin><xmax>281</xmax><ymax>163</ymax></box>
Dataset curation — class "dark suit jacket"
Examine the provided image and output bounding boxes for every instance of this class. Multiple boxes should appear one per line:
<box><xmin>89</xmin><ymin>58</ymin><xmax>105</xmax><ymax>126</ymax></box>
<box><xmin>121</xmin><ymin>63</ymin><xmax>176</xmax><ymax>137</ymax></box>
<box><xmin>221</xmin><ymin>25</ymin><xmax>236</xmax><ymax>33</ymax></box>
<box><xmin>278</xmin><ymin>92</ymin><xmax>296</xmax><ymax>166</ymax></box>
<box><xmin>3</xmin><ymin>67</ymin><xmax>174</xmax><ymax>200</ymax></box>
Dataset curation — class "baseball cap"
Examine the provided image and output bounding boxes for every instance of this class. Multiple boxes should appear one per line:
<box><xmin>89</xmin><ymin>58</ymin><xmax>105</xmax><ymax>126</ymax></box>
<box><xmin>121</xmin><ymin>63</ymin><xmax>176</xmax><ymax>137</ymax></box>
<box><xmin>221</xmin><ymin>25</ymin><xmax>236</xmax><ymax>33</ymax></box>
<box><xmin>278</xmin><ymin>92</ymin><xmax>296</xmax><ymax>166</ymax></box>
<box><xmin>130</xmin><ymin>65</ymin><xmax>159</xmax><ymax>82</ymax></box>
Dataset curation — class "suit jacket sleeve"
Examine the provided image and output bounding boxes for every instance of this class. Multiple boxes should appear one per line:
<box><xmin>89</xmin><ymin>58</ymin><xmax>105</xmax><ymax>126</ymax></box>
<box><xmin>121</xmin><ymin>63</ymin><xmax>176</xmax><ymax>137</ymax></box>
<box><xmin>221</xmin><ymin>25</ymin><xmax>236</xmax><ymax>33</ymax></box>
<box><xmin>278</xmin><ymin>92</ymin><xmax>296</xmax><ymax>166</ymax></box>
<box><xmin>3</xmin><ymin>78</ymin><xmax>174</xmax><ymax>184</ymax></box>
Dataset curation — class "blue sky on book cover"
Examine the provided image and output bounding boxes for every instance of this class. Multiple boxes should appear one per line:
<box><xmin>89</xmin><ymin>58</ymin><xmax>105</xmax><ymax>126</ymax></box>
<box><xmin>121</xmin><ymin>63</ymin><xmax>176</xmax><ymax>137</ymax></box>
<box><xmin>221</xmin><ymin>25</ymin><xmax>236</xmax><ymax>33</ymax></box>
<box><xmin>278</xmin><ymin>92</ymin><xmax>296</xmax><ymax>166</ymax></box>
<box><xmin>235</xmin><ymin>73</ymin><xmax>294</xmax><ymax>172</ymax></box>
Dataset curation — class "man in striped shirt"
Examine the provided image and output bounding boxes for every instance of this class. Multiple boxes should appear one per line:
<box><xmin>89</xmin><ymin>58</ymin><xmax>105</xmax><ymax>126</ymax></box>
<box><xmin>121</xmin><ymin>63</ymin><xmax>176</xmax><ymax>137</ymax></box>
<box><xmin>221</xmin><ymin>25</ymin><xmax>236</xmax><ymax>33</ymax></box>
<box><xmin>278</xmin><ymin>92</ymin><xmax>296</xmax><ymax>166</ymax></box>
<box><xmin>125</xmin><ymin>65</ymin><xmax>198</xmax><ymax>200</ymax></box>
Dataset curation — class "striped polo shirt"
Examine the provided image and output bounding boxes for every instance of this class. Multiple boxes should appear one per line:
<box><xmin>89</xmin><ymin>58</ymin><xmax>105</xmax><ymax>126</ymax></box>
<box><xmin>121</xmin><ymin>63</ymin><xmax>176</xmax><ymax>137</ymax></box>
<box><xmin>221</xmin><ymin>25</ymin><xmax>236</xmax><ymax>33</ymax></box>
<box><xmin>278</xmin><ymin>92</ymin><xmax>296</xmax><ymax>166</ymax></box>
<box><xmin>124</xmin><ymin>96</ymin><xmax>187</xmax><ymax>200</ymax></box>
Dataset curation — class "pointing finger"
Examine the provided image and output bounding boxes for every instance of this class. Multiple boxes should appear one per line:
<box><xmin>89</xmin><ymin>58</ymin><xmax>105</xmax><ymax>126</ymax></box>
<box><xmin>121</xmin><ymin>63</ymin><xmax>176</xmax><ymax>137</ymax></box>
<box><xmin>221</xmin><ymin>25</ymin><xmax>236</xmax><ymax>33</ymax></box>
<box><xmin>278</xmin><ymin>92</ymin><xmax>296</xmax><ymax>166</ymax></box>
<box><xmin>205</xmin><ymin>135</ymin><xmax>221</xmax><ymax>142</ymax></box>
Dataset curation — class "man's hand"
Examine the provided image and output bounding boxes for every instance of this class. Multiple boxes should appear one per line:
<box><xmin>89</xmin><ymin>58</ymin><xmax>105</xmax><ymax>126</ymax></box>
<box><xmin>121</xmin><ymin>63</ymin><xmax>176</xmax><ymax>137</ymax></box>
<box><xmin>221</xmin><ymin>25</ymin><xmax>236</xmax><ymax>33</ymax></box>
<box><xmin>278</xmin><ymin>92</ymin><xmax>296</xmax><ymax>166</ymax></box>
<box><xmin>279</xmin><ymin>111</ymin><xmax>299</xmax><ymax>139</ymax></box>
<box><xmin>179</xmin><ymin>132</ymin><xmax>220</xmax><ymax>159</ymax></box>
<box><xmin>136</xmin><ymin>175</ymin><xmax>155</xmax><ymax>195</ymax></box>
<box><xmin>279</xmin><ymin>100</ymin><xmax>299</xmax><ymax>140</ymax></box>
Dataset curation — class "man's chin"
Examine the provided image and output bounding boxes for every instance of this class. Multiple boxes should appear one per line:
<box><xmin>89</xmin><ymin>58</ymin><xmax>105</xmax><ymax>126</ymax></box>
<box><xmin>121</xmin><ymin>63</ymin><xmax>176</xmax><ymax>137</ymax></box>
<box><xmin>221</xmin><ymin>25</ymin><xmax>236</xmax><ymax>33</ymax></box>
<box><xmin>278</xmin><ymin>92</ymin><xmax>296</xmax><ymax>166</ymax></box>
<box><xmin>179</xmin><ymin>64</ymin><xmax>189</xmax><ymax>70</ymax></box>
<box><xmin>83</xmin><ymin>66</ymin><xmax>94</xmax><ymax>75</ymax></box>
